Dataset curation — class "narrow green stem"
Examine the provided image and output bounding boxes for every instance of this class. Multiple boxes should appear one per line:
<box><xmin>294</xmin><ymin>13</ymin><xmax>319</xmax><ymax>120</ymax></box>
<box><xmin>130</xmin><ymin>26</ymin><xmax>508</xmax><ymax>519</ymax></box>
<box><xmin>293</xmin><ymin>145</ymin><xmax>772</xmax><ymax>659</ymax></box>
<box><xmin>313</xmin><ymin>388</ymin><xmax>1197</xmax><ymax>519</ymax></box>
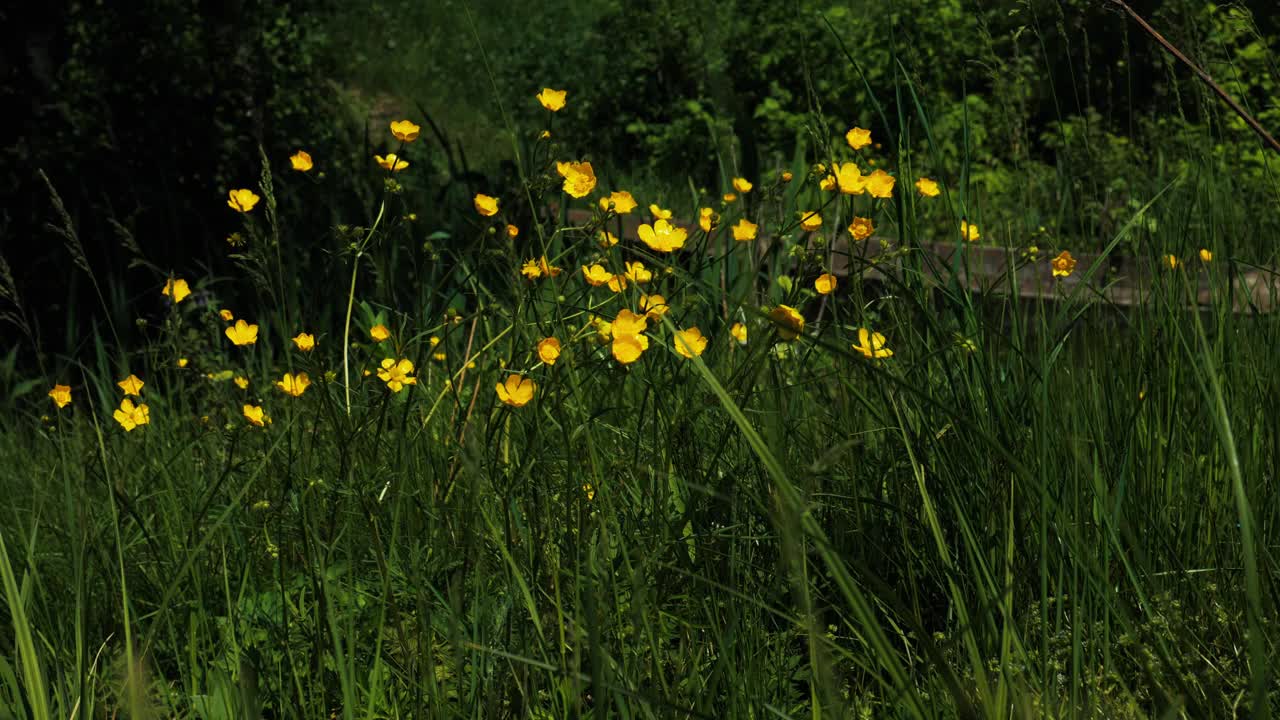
<box><xmin>343</xmin><ymin>197</ymin><xmax>387</xmax><ymax>416</ymax></box>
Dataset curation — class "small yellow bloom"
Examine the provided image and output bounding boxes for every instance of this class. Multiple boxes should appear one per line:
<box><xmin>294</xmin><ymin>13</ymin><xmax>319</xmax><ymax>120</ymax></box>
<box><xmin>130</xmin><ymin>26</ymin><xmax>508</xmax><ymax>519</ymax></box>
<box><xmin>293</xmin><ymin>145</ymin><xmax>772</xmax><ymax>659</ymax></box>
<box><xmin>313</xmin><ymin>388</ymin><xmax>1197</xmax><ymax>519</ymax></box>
<box><xmin>599</xmin><ymin>190</ymin><xmax>637</xmax><ymax>214</ymax></box>
<box><xmin>699</xmin><ymin>207</ymin><xmax>718</xmax><ymax>233</ymax></box>
<box><xmin>1050</xmin><ymin>250</ymin><xmax>1077</xmax><ymax>278</ymax></box>
<box><xmin>851</xmin><ymin>328</ymin><xmax>893</xmax><ymax>359</ymax></box>
<box><xmin>781</xmin><ymin>171</ymin><xmax>794</xmax><ymax>183</ymax></box>
<box><xmin>389</xmin><ymin>119</ymin><xmax>421</xmax><ymax>142</ymax></box>
<box><xmin>217</xmin><ymin>309</ymin><xmax>233</xmax><ymax>323</ymax></box>
<box><xmin>276</xmin><ymin>372</ymin><xmax>310</xmax><ymax>397</ymax></box>
<box><xmin>769</xmin><ymin>305</ymin><xmax>805</xmax><ymax>341</ymax></box>
<box><xmin>673</xmin><ymin>327</ymin><xmax>708</xmax><ymax>358</ymax></box>
<box><xmin>537</xmin><ymin>337</ymin><xmax>562</xmax><ymax>365</ymax></box>
<box><xmin>113</xmin><ymin>398</ymin><xmax>150</xmax><ymax>431</ymax></box>
<box><xmin>539</xmin><ymin>130</ymin><xmax>551</xmax><ymax>139</ymax></box>
<box><xmin>732</xmin><ymin>177</ymin><xmax>753</xmax><ymax>194</ymax></box>
<box><xmin>819</xmin><ymin>174</ymin><xmax>838</xmax><ymax>192</ymax></box>
<box><xmin>639</xmin><ymin>294</ymin><xmax>668</xmax><ymax>320</ymax></box>
<box><xmin>864</xmin><ymin>169</ymin><xmax>895</xmax><ymax>199</ymax></box>
<box><xmin>432</xmin><ymin>351</ymin><xmax>446</xmax><ymax>362</ymax></box>
<box><xmin>848</xmin><ymin>217</ymin><xmax>875</xmax><ymax>241</ymax></box>
<box><xmin>1164</xmin><ymin>254</ymin><xmax>1179</xmax><ymax>269</ymax></box>
<box><xmin>611</xmin><ymin>334</ymin><xmax>649</xmax><ymax>365</ymax></box>
<box><xmin>613</xmin><ymin>309</ymin><xmax>648</xmax><ymax>337</ymax></box>
<box><xmin>638</xmin><ymin>219</ymin><xmax>688</xmax><ymax>253</ymax></box>
<box><xmin>429</xmin><ymin>336</ymin><xmax>441</xmax><ymax>347</ymax></box>
<box><xmin>117</xmin><ymin>374</ymin><xmax>144</xmax><ymax>396</ymax></box>
<box><xmin>593</xmin><ymin>318</ymin><xmax>613</xmax><ymax>344</ymax></box>
<box><xmin>556</xmin><ymin>161</ymin><xmax>597</xmax><ymax>198</ymax></box>
<box><xmin>625</xmin><ymin>261</ymin><xmax>653</xmax><ymax>284</ymax></box>
<box><xmin>474</xmin><ymin>193</ymin><xmax>500</xmax><ymax>217</ymax></box>
<box><xmin>378</xmin><ymin>358</ymin><xmax>417</xmax><ymax>392</ymax></box>
<box><xmin>582</xmin><ymin>264</ymin><xmax>614</xmax><ymax>287</ymax></box>
<box><xmin>799</xmin><ymin>211</ymin><xmax>822</xmax><ymax>232</ymax></box>
<box><xmin>835</xmin><ymin>162</ymin><xmax>865</xmax><ymax>195</ymax></box>
<box><xmin>730</xmin><ymin>322</ymin><xmax>747</xmax><ymax>345</ymax></box>
<box><xmin>583</xmin><ymin>483</ymin><xmax>595</xmax><ymax>501</ymax></box>
<box><xmin>723</xmin><ymin>192</ymin><xmax>738</xmax><ymax>203</ymax></box>
<box><xmin>234</xmin><ymin>376</ymin><xmax>249</xmax><ymax>390</ymax></box>
<box><xmin>227</xmin><ymin>188</ymin><xmax>260</xmax><ymax>213</ymax></box>
<box><xmin>292</xmin><ymin>332</ymin><xmax>315</xmax><ymax>352</ymax></box>
<box><xmin>536</xmin><ymin>88</ymin><xmax>567</xmax><ymax>112</ymax></box>
<box><xmin>370</xmin><ymin>324</ymin><xmax>391</xmax><ymax>342</ymax></box>
<box><xmin>162</xmin><ymin>278</ymin><xmax>191</xmax><ymax>303</ymax></box>
<box><xmin>506</xmin><ymin>224</ymin><xmax>519</xmax><ymax>238</ymax></box>
<box><xmin>814</xmin><ymin>273</ymin><xmax>838</xmax><ymax>295</ymax></box>
<box><xmin>48</xmin><ymin>384</ymin><xmax>72</xmax><ymax>409</ymax></box>
<box><xmin>960</xmin><ymin>221</ymin><xmax>981</xmax><ymax>243</ymax></box>
<box><xmin>1200</xmin><ymin>248</ymin><xmax>1213</xmax><ymax>263</ymax></box>
<box><xmin>177</xmin><ymin>358</ymin><xmax>189</xmax><ymax>368</ymax></box>
<box><xmin>606</xmin><ymin>274</ymin><xmax>628</xmax><ymax>293</ymax></box>
<box><xmin>846</xmin><ymin>127</ymin><xmax>872</xmax><ymax>150</ymax></box>
<box><xmin>243</xmin><ymin>404</ymin><xmax>270</xmax><ymax>427</ymax></box>
<box><xmin>598</xmin><ymin>231</ymin><xmax>619</xmax><ymax>248</ymax></box>
<box><xmin>648</xmin><ymin>204</ymin><xmax>673</xmax><ymax>220</ymax></box>
<box><xmin>732</xmin><ymin>218</ymin><xmax>758</xmax><ymax>242</ymax></box>
<box><xmin>496</xmin><ymin>373</ymin><xmax>536</xmax><ymax>407</ymax></box>
<box><xmin>915</xmin><ymin>177</ymin><xmax>940</xmax><ymax>197</ymax></box>
<box><xmin>290</xmin><ymin>150</ymin><xmax>314</xmax><ymax>172</ymax></box>
<box><xmin>374</xmin><ymin>153</ymin><xmax>409</xmax><ymax>172</ymax></box>
<box><xmin>521</xmin><ymin>256</ymin><xmax>561</xmax><ymax>280</ymax></box>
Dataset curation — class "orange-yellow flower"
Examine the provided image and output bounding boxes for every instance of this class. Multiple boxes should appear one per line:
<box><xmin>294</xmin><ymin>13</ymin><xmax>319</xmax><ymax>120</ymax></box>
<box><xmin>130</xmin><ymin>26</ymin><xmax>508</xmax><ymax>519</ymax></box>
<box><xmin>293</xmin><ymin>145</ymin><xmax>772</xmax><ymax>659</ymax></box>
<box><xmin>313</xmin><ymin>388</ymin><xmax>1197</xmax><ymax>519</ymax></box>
<box><xmin>506</xmin><ymin>224</ymin><xmax>519</xmax><ymax>238</ymax></box>
<box><xmin>915</xmin><ymin>177</ymin><xmax>940</xmax><ymax>197</ymax></box>
<box><xmin>606</xmin><ymin>274</ymin><xmax>628</xmax><ymax>293</ymax></box>
<box><xmin>699</xmin><ymin>207</ymin><xmax>718</xmax><ymax>233</ymax></box>
<box><xmin>732</xmin><ymin>177</ymin><xmax>753</xmax><ymax>194</ymax></box>
<box><xmin>819</xmin><ymin>174</ymin><xmax>838</xmax><ymax>192</ymax></box>
<box><xmin>375</xmin><ymin>153</ymin><xmax>409</xmax><ymax>172</ymax></box>
<box><xmin>781</xmin><ymin>171</ymin><xmax>794</xmax><ymax>183</ymax></box>
<box><xmin>851</xmin><ymin>328</ymin><xmax>893</xmax><ymax>359</ymax></box>
<box><xmin>625</xmin><ymin>261</ymin><xmax>653</xmax><ymax>284</ymax></box>
<box><xmin>117</xmin><ymin>374</ymin><xmax>144</xmax><ymax>396</ymax></box>
<box><xmin>219</xmin><ymin>308</ymin><xmax>234</xmax><ymax>321</ymax></box>
<box><xmin>598</xmin><ymin>231</ymin><xmax>619</xmax><ymax>248</ymax></box>
<box><xmin>732</xmin><ymin>218</ymin><xmax>758</xmax><ymax>242</ymax></box>
<box><xmin>864</xmin><ymin>169</ymin><xmax>895</xmax><ymax>199</ymax></box>
<box><xmin>638</xmin><ymin>219</ymin><xmax>688</xmax><ymax>253</ymax></box>
<box><xmin>960</xmin><ymin>221</ymin><xmax>980</xmax><ymax>242</ymax></box>
<box><xmin>769</xmin><ymin>305</ymin><xmax>804</xmax><ymax>341</ymax></box>
<box><xmin>234</xmin><ymin>376</ymin><xmax>249</xmax><ymax>390</ymax></box>
<box><xmin>113</xmin><ymin>398</ymin><xmax>150</xmax><ymax>431</ymax></box>
<box><xmin>1200</xmin><ymin>248</ymin><xmax>1213</xmax><ymax>263</ymax></box>
<box><xmin>1164</xmin><ymin>254</ymin><xmax>1179</xmax><ymax>269</ymax></box>
<box><xmin>611</xmin><ymin>334</ymin><xmax>649</xmax><ymax>365</ymax></box>
<box><xmin>474</xmin><ymin>193</ymin><xmax>499</xmax><ymax>216</ymax></box>
<box><xmin>613</xmin><ymin>309</ymin><xmax>648</xmax><ymax>337</ymax></box>
<box><xmin>582</xmin><ymin>264</ymin><xmax>614</xmax><ymax>287</ymax></box>
<box><xmin>730</xmin><ymin>322</ymin><xmax>747</xmax><ymax>345</ymax></box>
<box><xmin>814</xmin><ymin>273</ymin><xmax>838</xmax><ymax>295</ymax></box>
<box><xmin>48</xmin><ymin>384</ymin><xmax>71</xmax><ymax>409</ymax></box>
<box><xmin>537</xmin><ymin>337</ymin><xmax>562</xmax><ymax>365</ymax></box>
<box><xmin>673</xmin><ymin>327</ymin><xmax>708</xmax><ymax>358</ymax></box>
<box><xmin>495</xmin><ymin>373</ymin><xmax>536</xmax><ymax>407</ymax></box>
<box><xmin>276</xmin><ymin>372</ymin><xmax>310</xmax><ymax>397</ymax></box>
<box><xmin>648</xmin><ymin>204</ymin><xmax>672</xmax><ymax>220</ymax></box>
<box><xmin>227</xmin><ymin>188</ymin><xmax>260</xmax><ymax>213</ymax></box>
<box><xmin>848</xmin><ymin>217</ymin><xmax>874</xmax><ymax>241</ymax></box>
<box><xmin>536</xmin><ymin>88</ymin><xmax>567</xmax><ymax>112</ymax></box>
<box><xmin>163</xmin><ymin>278</ymin><xmax>191</xmax><ymax>303</ymax></box>
<box><xmin>378</xmin><ymin>358</ymin><xmax>417</xmax><ymax>392</ymax></box>
<box><xmin>390</xmin><ymin>119</ymin><xmax>421</xmax><ymax>142</ymax></box>
<box><xmin>370</xmin><ymin>324</ymin><xmax>391</xmax><ymax>342</ymax></box>
<box><xmin>522</xmin><ymin>256</ymin><xmax>561</xmax><ymax>279</ymax></box>
<box><xmin>292</xmin><ymin>332</ymin><xmax>315</xmax><ymax>352</ymax></box>
<box><xmin>845</xmin><ymin>127</ymin><xmax>872</xmax><ymax>150</ymax></box>
<box><xmin>723</xmin><ymin>192</ymin><xmax>738</xmax><ymax>203</ymax></box>
<box><xmin>799</xmin><ymin>211</ymin><xmax>822</xmax><ymax>232</ymax></box>
<box><xmin>599</xmin><ymin>190</ymin><xmax>637</xmax><ymax>214</ymax></box>
<box><xmin>243</xmin><ymin>404</ymin><xmax>270</xmax><ymax>427</ymax></box>
<box><xmin>177</xmin><ymin>358</ymin><xmax>189</xmax><ymax>368</ymax></box>
<box><xmin>639</xmin><ymin>294</ymin><xmax>668</xmax><ymax>320</ymax></box>
<box><xmin>1050</xmin><ymin>250</ymin><xmax>1077</xmax><ymax>278</ymax></box>
<box><xmin>290</xmin><ymin>150</ymin><xmax>314</xmax><ymax>172</ymax></box>
<box><xmin>556</xmin><ymin>161</ymin><xmax>597</xmax><ymax>198</ymax></box>
<box><xmin>835</xmin><ymin>163</ymin><xmax>866</xmax><ymax>195</ymax></box>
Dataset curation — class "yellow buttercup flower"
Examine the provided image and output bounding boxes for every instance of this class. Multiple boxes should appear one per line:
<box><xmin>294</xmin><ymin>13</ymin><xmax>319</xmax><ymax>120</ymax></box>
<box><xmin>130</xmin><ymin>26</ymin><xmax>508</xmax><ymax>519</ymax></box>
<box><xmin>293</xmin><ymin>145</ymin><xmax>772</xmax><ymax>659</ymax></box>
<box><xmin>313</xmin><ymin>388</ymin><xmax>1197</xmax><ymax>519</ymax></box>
<box><xmin>599</xmin><ymin>190</ymin><xmax>637</xmax><ymax>214</ymax></box>
<box><xmin>1050</xmin><ymin>250</ymin><xmax>1077</xmax><ymax>278</ymax></box>
<box><xmin>113</xmin><ymin>398</ymin><xmax>150</xmax><ymax>431</ymax></box>
<box><xmin>781</xmin><ymin>171</ymin><xmax>794</xmax><ymax>183</ymax></box>
<box><xmin>557</xmin><ymin>161</ymin><xmax>597</xmax><ymax>198</ymax></box>
<box><xmin>48</xmin><ymin>384</ymin><xmax>71</xmax><ymax>409</ymax></box>
<box><xmin>730</xmin><ymin>322</ymin><xmax>747</xmax><ymax>345</ymax></box>
<box><xmin>390</xmin><ymin>119</ymin><xmax>421</xmax><ymax>142</ymax></box>
<box><xmin>243</xmin><ymin>404</ymin><xmax>270</xmax><ymax>427</ymax></box>
<box><xmin>177</xmin><ymin>358</ymin><xmax>189</xmax><ymax>368</ymax></box>
<box><xmin>1199</xmin><ymin>248</ymin><xmax>1213</xmax><ymax>263</ymax></box>
<box><xmin>819</xmin><ymin>174</ymin><xmax>838</xmax><ymax>192</ymax></box>
<box><xmin>227</xmin><ymin>188</ymin><xmax>260</xmax><ymax>213</ymax></box>
<box><xmin>915</xmin><ymin>177</ymin><xmax>940</xmax><ymax>197</ymax></box>
<box><xmin>606</xmin><ymin>274</ymin><xmax>628</xmax><ymax>293</ymax></box>
<box><xmin>1164</xmin><ymin>254</ymin><xmax>1179</xmax><ymax>269</ymax></box>
<box><xmin>292</xmin><ymin>332</ymin><xmax>315</xmax><ymax>352</ymax></box>
<box><xmin>378</xmin><ymin>358</ymin><xmax>417</xmax><ymax>392</ymax></box>
<box><xmin>848</xmin><ymin>217</ymin><xmax>875</xmax><ymax>241</ymax></box>
<box><xmin>814</xmin><ymin>273</ymin><xmax>838</xmax><ymax>295</ymax></box>
<box><xmin>960</xmin><ymin>221</ymin><xmax>980</xmax><ymax>242</ymax></box>
<box><xmin>474</xmin><ymin>193</ymin><xmax>499</xmax><ymax>216</ymax></box>
<box><xmin>598</xmin><ymin>230</ymin><xmax>619</xmax><ymax>248</ymax></box>
<box><xmin>613</xmin><ymin>309</ymin><xmax>648</xmax><ymax>337</ymax></box>
<box><xmin>276</xmin><ymin>372</ymin><xmax>310</xmax><ymax>397</ymax></box>
<box><xmin>611</xmin><ymin>334</ymin><xmax>649</xmax><ymax>365</ymax></box>
<box><xmin>769</xmin><ymin>305</ymin><xmax>804</xmax><ymax>341</ymax></box>
<box><xmin>699</xmin><ymin>207</ymin><xmax>717</xmax><ymax>233</ymax></box>
<box><xmin>639</xmin><ymin>218</ymin><xmax>688</xmax><ymax>253</ymax></box>
<box><xmin>162</xmin><ymin>278</ymin><xmax>191</xmax><ymax>303</ymax></box>
<box><xmin>732</xmin><ymin>177</ymin><xmax>753</xmax><ymax>194</ymax></box>
<box><xmin>864</xmin><ymin>169</ymin><xmax>895</xmax><ymax>199</ymax></box>
<box><xmin>117</xmin><ymin>374</ymin><xmax>144</xmax><ymax>396</ymax></box>
<box><xmin>835</xmin><ymin>162</ymin><xmax>865</xmax><ymax>195</ymax></box>
<box><xmin>234</xmin><ymin>376</ymin><xmax>249</xmax><ymax>390</ymax></box>
<box><xmin>536</xmin><ymin>88</ymin><xmax>567</xmax><ymax>112</ymax></box>
<box><xmin>290</xmin><ymin>150</ymin><xmax>314</xmax><ymax>172</ymax></box>
<box><xmin>639</xmin><ymin>294</ymin><xmax>668</xmax><ymax>320</ymax></box>
<box><xmin>625</xmin><ymin>261</ymin><xmax>653</xmax><ymax>284</ymax></box>
<box><xmin>506</xmin><ymin>224</ymin><xmax>519</xmax><ymax>238</ymax></box>
<box><xmin>648</xmin><ymin>204</ymin><xmax>673</xmax><ymax>220</ymax></box>
<box><xmin>583</xmin><ymin>483</ymin><xmax>595</xmax><ymax>501</ymax></box>
<box><xmin>845</xmin><ymin>126</ymin><xmax>872</xmax><ymax>150</ymax></box>
<box><xmin>799</xmin><ymin>211</ymin><xmax>822</xmax><ymax>232</ymax></box>
<box><xmin>375</xmin><ymin>153</ymin><xmax>409</xmax><ymax>172</ymax></box>
<box><xmin>225</xmin><ymin>319</ymin><xmax>259</xmax><ymax>346</ymax></box>
<box><xmin>723</xmin><ymin>192</ymin><xmax>738</xmax><ymax>203</ymax></box>
<box><xmin>593</xmin><ymin>317</ymin><xmax>613</xmax><ymax>344</ymax></box>
<box><xmin>674</xmin><ymin>327</ymin><xmax>708</xmax><ymax>358</ymax></box>
<box><xmin>496</xmin><ymin>373</ymin><xmax>536</xmax><ymax>407</ymax></box>
<box><xmin>370</xmin><ymin>324</ymin><xmax>391</xmax><ymax>342</ymax></box>
<box><xmin>851</xmin><ymin>328</ymin><xmax>893</xmax><ymax>359</ymax></box>
<box><xmin>219</xmin><ymin>308</ymin><xmax>234</xmax><ymax>322</ymax></box>
<box><xmin>582</xmin><ymin>264</ymin><xmax>614</xmax><ymax>287</ymax></box>
<box><xmin>732</xmin><ymin>218</ymin><xmax>758</xmax><ymax>242</ymax></box>
<box><xmin>537</xmin><ymin>337</ymin><xmax>562</xmax><ymax>365</ymax></box>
